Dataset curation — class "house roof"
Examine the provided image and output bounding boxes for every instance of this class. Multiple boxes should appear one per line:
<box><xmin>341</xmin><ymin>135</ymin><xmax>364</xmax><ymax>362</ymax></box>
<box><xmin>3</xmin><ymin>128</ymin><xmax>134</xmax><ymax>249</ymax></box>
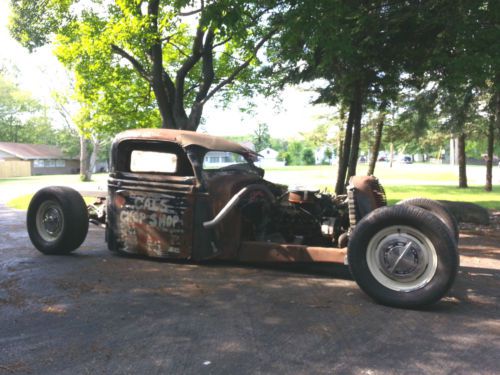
<box><xmin>260</xmin><ymin>147</ymin><xmax>278</xmax><ymax>153</ymax></box>
<box><xmin>0</xmin><ymin>142</ymin><xmax>65</xmax><ymax>160</ymax></box>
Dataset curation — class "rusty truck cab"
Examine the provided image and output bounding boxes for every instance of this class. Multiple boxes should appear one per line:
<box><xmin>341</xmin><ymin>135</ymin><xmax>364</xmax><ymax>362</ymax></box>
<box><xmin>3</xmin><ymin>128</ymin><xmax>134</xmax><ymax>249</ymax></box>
<box><xmin>106</xmin><ymin>128</ymin><xmax>260</xmax><ymax>260</ymax></box>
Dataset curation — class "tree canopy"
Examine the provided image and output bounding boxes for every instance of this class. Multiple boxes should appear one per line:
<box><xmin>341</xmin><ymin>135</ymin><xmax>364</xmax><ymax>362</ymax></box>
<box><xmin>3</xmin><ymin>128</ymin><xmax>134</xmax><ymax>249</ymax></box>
<box><xmin>7</xmin><ymin>0</ymin><xmax>500</xmax><ymax>190</ymax></box>
<box><xmin>10</xmin><ymin>0</ymin><xmax>281</xmax><ymax>134</ymax></box>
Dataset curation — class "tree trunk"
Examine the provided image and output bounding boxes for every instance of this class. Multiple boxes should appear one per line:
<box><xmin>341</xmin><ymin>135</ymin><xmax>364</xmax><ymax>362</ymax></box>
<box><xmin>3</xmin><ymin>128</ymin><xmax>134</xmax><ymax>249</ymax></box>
<box><xmin>346</xmin><ymin>88</ymin><xmax>363</xmax><ymax>185</ymax></box>
<box><xmin>486</xmin><ymin>92</ymin><xmax>500</xmax><ymax>191</ymax></box>
<box><xmin>80</xmin><ymin>135</ymin><xmax>92</xmax><ymax>182</ymax></box>
<box><xmin>457</xmin><ymin>133</ymin><xmax>468</xmax><ymax>188</ymax></box>
<box><xmin>337</xmin><ymin>139</ymin><xmax>344</xmax><ymax>169</ymax></box>
<box><xmin>368</xmin><ymin>104</ymin><xmax>387</xmax><ymax>176</ymax></box>
<box><xmin>89</xmin><ymin>138</ymin><xmax>99</xmax><ymax>174</ymax></box>
<box><xmin>335</xmin><ymin>103</ymin><xmax>355</xmax><ymax>195</ymax></box>
<box><xmin>449</xmin><ymin>137</ymin><xmax>456</xmax><ymax>166</ymax></box>
<box><xmin>485</xmin><ymin>117</ymin><xmax>494</xmax><ymax>192</ymax></box>
<box><xmin>389</xmin><ymin>142</ymin><xmax>394</xmax><ymax>168</ymax></box>
<box><xmin>335</xmin><ymin>84</ymin><xmax>364</xmax><ymax>195</ymax></box>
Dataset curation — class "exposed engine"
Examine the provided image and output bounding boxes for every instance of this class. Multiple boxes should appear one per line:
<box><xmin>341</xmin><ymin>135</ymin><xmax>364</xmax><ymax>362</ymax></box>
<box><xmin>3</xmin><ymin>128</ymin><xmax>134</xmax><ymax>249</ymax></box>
<box><xmin>240</xmin><ymin>176</ymin><xmax>387</xmax><ymax>248</ymax></box>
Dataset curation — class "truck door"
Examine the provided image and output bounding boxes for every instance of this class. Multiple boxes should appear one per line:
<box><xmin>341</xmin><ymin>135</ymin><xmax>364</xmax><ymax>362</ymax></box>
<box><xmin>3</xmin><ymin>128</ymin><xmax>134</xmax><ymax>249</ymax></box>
<box><xmin>108</xmin><ymin>140</ymin><xmax>201</xmax><ymax>259</ymax></box>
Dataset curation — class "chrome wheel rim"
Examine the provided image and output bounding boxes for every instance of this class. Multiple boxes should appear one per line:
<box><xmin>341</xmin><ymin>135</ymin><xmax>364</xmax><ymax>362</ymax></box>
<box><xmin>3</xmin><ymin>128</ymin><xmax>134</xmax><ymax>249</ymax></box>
<box><xmin>36</xmin><ymin>200</ymin><xmax>64</xmax><ymax>242</ymax></box>
<box><xmin>366</xmin><ymin>225</ymin><xmax>437</xmax><ymax>292</ymax></box>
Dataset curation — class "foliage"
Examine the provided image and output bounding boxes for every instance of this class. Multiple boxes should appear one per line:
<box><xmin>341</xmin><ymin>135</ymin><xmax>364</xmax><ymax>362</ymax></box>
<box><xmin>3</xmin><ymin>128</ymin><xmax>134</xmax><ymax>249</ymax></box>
<box><xmin>0</xmin><ymin>72</ymin><xmax>82</xmax><ymax>158</ymax></box>
<box><xmin>302</xmin><ymin>148</ymin><xmax>315</xmax><ymax>165</ymax></box>
<box><xmin>54</xmin><ymin>126</ymin><xmax>81</xmax><ymax>158</ymax></box>
<box><xmin>278</xmin><ymin>140</ymin><xmax>303</xmax><ymax>165</ymax></box>
<box><xmin>10</xmin><ymin>0</ymin><xmax>282</xmax><ymax>133</ymax></box>
<box><xmin>0</xmin><ymin>74</ymin><xmax>43</xmax><ymax>143</ymax></box>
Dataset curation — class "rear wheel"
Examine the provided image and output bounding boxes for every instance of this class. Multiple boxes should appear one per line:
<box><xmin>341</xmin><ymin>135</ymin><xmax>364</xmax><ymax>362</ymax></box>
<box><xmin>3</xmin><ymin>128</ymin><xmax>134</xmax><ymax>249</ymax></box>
<box><xmin>348</xmin><ymin>205</ymin><xmax>459</xmax><ymax>308</ymax></box>
<box><xmin>27</xmin><ymin>186</ymin><xmax>89</xmax><ymax>254</ymax></box>
<box><xmin>397</xmin><ymin>197</ymin><xmax>459</xmax><ymax>244</ymax></box>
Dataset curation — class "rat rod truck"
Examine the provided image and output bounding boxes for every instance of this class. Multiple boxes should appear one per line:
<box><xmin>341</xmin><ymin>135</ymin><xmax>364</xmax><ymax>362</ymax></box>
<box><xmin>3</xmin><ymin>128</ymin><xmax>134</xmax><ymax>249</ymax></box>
<box><xmin>26</xmin><ymin>129</ymin><xmax>459</xmax><ymax>308</ymax></box>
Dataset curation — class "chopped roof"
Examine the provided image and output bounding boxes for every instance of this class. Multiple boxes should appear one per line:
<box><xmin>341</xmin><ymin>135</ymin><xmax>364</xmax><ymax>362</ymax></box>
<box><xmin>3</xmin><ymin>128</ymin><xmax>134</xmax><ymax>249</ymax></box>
<box><xmin>114</xmin><ymin>128</ymin><xmax>258</xmax><ymax>156</ymax></box>
<box><xmin>0</xmin><ymin>142</ymin><xmax>65</xmax><ymax>160</ymax></box>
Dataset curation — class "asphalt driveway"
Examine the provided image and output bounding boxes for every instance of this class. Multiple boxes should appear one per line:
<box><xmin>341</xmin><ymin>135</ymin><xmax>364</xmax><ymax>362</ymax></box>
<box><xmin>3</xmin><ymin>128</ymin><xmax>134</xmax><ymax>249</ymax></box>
<box><xmin>0</xmin><ymin>202</ymin><xmax>499</xmax><ymax>374</ymax></box>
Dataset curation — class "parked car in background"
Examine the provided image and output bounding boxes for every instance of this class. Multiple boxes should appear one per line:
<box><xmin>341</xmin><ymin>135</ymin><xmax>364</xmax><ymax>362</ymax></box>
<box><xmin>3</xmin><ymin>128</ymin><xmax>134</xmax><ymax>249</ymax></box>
<box><xmin>400</xmin><ymin>155</ymin><xmax>413</xmax><ymax>164</ymax></box>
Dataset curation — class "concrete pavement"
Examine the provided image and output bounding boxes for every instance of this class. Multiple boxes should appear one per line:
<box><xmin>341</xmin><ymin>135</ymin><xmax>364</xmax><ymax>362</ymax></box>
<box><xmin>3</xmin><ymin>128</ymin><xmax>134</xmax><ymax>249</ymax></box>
<box><xmin>0</xmin><ymin>201</ymin><xmax>499</xmax><ymax>374</ymax></box>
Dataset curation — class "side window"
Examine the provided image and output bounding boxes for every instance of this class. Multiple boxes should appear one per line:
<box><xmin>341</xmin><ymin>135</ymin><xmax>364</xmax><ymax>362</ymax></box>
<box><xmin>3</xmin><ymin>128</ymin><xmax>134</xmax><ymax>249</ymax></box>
<box><xmin>203</xmin><ymin>151</ymin><xmax>246</xmax><ymax>170</ymax></box>
<box><xmin>130</xmin><ymin>150</ymin><xmax>178</xmax><ymax>173</ymax></box>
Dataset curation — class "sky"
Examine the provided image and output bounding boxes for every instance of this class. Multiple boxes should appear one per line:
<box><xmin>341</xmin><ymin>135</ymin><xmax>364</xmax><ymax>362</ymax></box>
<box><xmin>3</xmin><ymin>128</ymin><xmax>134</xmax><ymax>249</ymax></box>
<box><xmin>0</xmin><ymin>0</ymin><xmax>331</xmax><ymax>139</ymax></box>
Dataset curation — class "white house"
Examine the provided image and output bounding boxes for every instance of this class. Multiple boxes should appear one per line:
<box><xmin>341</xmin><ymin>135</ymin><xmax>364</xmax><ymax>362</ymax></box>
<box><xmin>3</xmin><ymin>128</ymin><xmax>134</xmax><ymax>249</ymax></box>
<box><xmin>255</xmin><ymin>147</ymin><xmax>285</xmax><ymax>168</ymax></box>
<box><xmin>202</xmin><ymin>144</ymin><xmax>284</xmax><ymax>169</ymax></box>
<box><xmin>314</xmin><ymin>145</ymin><xmax>334</xmax><ymax>165</ymax></box>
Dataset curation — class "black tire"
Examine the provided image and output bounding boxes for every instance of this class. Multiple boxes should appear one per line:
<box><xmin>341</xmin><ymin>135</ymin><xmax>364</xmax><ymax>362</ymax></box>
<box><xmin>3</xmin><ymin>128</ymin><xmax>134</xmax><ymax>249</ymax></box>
<box><xmin>348</xmin><ymin>205</ymin><xmax>459</xmax><ymax>308</ymax></box>
<box><xmin>27</xmin><ymin>186</ymin><xmax>89</xmax><ymax>254</ymax></box>
<box><xmin>397</xmin><ymin>197</ymin><xmax>459</xmax><ymax>244</ymax></box>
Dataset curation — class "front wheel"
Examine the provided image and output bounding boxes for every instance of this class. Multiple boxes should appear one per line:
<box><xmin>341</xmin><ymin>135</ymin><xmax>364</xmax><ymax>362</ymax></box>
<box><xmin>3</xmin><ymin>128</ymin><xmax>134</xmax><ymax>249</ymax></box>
<box><xmin>348</xmin><ymin>205</ymin><xmax>459</xmax><ymax>308</ymax></box>
<box><xmin>27</xmin><ymin>186</ymin><xmax>89</xmax><ymax>255</ymax></box>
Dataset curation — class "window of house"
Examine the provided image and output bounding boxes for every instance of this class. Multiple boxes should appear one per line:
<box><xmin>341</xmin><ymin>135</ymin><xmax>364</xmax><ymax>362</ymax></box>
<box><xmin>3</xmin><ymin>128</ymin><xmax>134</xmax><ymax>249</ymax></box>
<box><xmin>56</xmin><ymin>160</ymin><xmax>65</xmax><ymax>167</ymax></box>
<box><xmin>208</xmin><ymin>156</ymin><xmax>220</xmax><ymax>163</ymax></box>
<box><xmin>34</xmin><ymin>160</ymin><xmax>44</xmax><ymax>168</ymax></box>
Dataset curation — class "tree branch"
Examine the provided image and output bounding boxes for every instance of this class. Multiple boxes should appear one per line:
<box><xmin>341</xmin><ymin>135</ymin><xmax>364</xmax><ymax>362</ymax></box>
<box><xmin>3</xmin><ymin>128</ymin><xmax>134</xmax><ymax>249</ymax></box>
<box><xmin>202</xmin><ymin>29</ymin><xmax>277</xmax><ymax>104</ymax></box>
<box><xmin>148</xmin><ymin>0</ymin><xmax>176</xmax><ymax>127</ymax></box>
<box><xmin>179</xmin><ymin>0</ymin><xmax>204</xmax><ymax>16</ymax></box>
<box><xmin>185</xmin><ymin>83</ymin><xmax>200</xmax><ymax>96</ymax></box>
<box><xmin>174</xmin><ymin>27</ymin><xmax>205</xmax><ymax>118</ymax></box>
<box><xmin>195</xmin><ymin>28</ymin><xmax>215</xmax><ymax>102</ymax></box>
<box><xmin>212</xmin><ymin>36</ymin><xmax>233</xmax><ymax>50</ymax></box>
<box><xmin>179</xmin><ymin>8</ymin><xmax>202</xmax><ymax>16</ymax></box>
<box><xmin>188</xmin><ymin>28</ymin><xmax>215</xmax><ymax>128</ymax></box>
<box><xmin>165</xmin><ymin>41</ymin><xmax>190</xmax><ymax>58</ymax></box>
<box><xmin>111</xmin><ymin>44</ymin><xmax>151</xmax><ymax>82</ymax></box>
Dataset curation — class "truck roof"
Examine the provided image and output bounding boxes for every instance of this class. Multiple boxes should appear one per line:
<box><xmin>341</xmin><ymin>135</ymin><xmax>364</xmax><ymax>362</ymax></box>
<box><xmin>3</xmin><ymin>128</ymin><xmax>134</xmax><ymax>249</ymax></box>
<box><xmin>113</xmin><ymin>128</ymin><xmax>257</xmax><ymax>156</ymax></box>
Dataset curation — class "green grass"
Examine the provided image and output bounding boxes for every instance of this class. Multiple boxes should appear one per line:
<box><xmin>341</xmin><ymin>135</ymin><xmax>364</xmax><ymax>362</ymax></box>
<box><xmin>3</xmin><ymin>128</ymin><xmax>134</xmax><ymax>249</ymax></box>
<box><xmin>7</xmin><ymin>194</ymin><xmax>97</xmax><ymax>210</ymax></box>
<box><xmin>263</xmin><ymin>163</ymin><xmax>500</xmax><ymax>209</ymax></box>
<box><xmin>384</xmin><ymin>185</ymin><xmax>500</xmax><ymax>209</ymax></box>
<box><xmin>2</xmin><ymin>164</ymin><xmax>499</xmax><ymax>210</ymax></box>
<box><xmin>0</xmin><ymin>173</ymin><xmax>108</xmax><ymax>186</ymax></box>
<box><xmin>264</xmin><ymin>163</ymin><xmax>473</xmax><ymax>185</ymax></box>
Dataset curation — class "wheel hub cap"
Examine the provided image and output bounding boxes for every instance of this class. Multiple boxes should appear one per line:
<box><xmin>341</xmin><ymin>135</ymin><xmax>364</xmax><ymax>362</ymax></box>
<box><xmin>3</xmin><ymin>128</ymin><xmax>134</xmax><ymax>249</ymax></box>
<box><xmin>378</xmin><ymin>238</ymin><xmax>427</xmax><ymax>281</ymax></box>
<box><xmin>42</xmin><ymin>208</ymin><xmax>62</xmax><ymax>237</ymax></box>
<box><xmin>366</xmin><ymin>226</ymin><xmax>438</xmax><ymax>292</ymax></box>
<box><xmin>36</xmin><ymin>201</ymin><xmax>64</xmax><ymax>242</ymax></box>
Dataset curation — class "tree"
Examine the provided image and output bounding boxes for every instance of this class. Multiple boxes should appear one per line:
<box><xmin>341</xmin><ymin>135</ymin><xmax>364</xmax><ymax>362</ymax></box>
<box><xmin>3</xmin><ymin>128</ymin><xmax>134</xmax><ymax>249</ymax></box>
<box><xmin>302</xmin><ymin>148</ymin><xmax>315</xmax><ymax>165</ymax></box>
<box><xmin>415</xmin><ymin>1</ymin><xmax>500</xmax><ymax>191</ymax></box>
<box><xmin>367</xmin><ymin>100</ymin><xmax>388</xmax><ymax>175</ymax></box>
<box><xmin>440</xmin><ymin>86</ymin><xmax>477</xmax><ymax>188</ymax></box>
<box><xmin>10</xmin><ymin>0</ymin><xmax>280</xmax><ymax>133</ymax></box>
<box><xmin>267</xmin><ymin>0</ymin><xmax>426</xmax><ymax>194</ymax></box>
<box><xmin>0</xmin><ymin>74</ymin><xmax>51</xmax><ymax>143</ymax></box>
<box><xmin>252</xmin><ymin>123</ymin><xmax>271</xmax><ymax>152</ymax></box>
<box><xmin>283</xmin><ymin>140</ymin><xmax>304</xmax><ymax>166</ymax></box>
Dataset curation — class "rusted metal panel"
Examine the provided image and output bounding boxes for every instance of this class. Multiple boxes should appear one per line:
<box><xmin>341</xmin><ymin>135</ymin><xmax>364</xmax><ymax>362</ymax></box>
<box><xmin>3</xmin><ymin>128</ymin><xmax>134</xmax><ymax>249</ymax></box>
<box><xmin>238</xmin><ymin>241</ymin><xmax>347</xmax><ymax>264</ymax></box>
<box><xmin>206</xmin><ymin>174</ymin><xmax>264</xmax><ymax>258</ymax></box>
<box><xmin>109</xmin><ymin>185</ymin><xmax>195</xmax><ymax>259</ymax></box>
